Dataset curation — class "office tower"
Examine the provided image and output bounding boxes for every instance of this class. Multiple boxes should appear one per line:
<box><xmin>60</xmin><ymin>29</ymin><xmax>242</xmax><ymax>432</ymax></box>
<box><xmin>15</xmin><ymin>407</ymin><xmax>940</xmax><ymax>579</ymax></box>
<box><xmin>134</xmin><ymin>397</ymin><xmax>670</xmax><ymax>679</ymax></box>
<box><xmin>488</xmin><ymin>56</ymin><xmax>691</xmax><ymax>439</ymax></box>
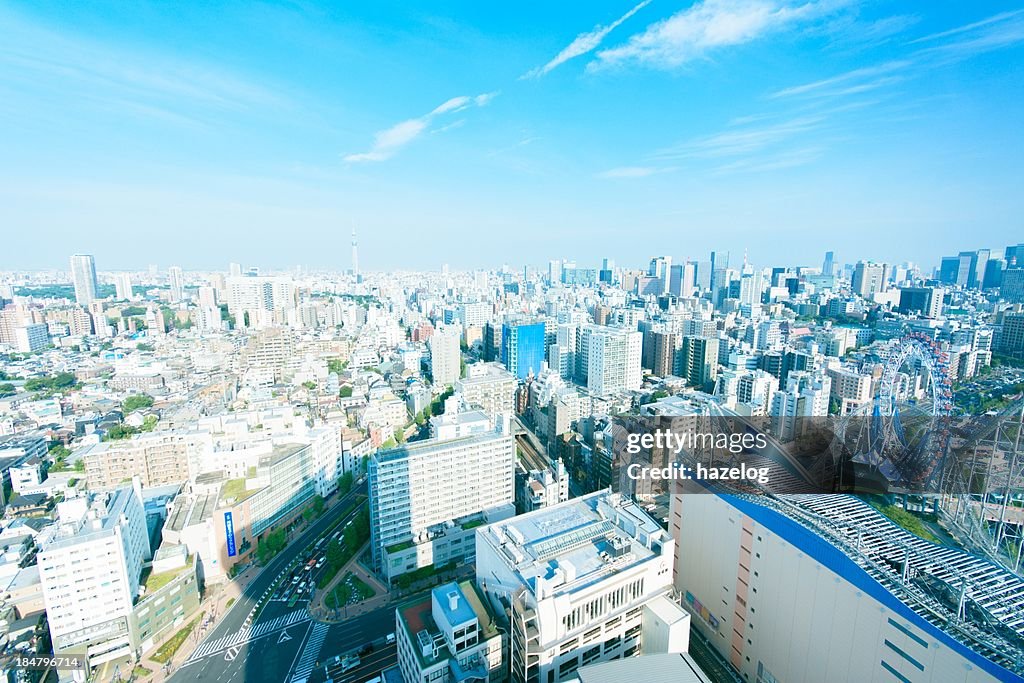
<box><xmin>549</xmin><ymin>260</ymin><xmax>563</xmax><ymax>286</ymax></box>
<box><xmin>822</xmin><ymin>250</ymin><xmax>835</xmax><ymax>277</ymax></box>
<box><xmin>458</xmin><ymin>301</ymin><xmax>490</xmax><ymax>328</ymax></box>
<box><xmin>852</xmin><ymin>261</ymin><xmax>886</xmax><ymax>298</ymax></box>
<box><xmin>114</xmin><ymin>272</ymin><xmax>133</xmax><ymax>301</ymax></box>
<box><xmin>483</xmin><ymin>321</ymin><xmax>503</xmax><ymax>362</ymax></box>
<box><xmin>939</xmin><ymin>256</ymin><xmax>962</xmax><ymax>285</ymax></box>
<box><xmin>675</xmin><ymin>335</ymin><xmax>719</xmax><ymax>391</ymax></box>
<box><xmin>475</xmin><ymin>491</ymin><xmax>690</xmax><ymax>683</ymax></box>
<box><xmin>998</xmin><ymin>313</ymin><xmax>1024</xmax><ymax>358</ymax></box>
<box><xmin>368</xmin><ymin>411</ymin><xmax>515</xmax><ymax>580</ymax></box>
<box><xmin>229</xmin><ymin>262</ymin><xmax>242</xmax><ymax>277</ymax></box>
<box><xmin>168</xmin><ymin>265</ymin><xmax>184</xmax><ymax>302</ymax></box>
<box><xmin>38</xmin><ymin>484</ymin><xmax>151</xmax><ymax>669</ymax></box>
<box><xmin>898</xmin><ymin>286</ymin><xmax>944</xmax><ymax>318</ymax></box>
<box><xmin>575</xmin><ymin>324</ymin><xmax>642</xmax><ymax>395</ymax></box>
<box><xmin>395</xmin><ymin>581</ymin><xmax>506</xmax><ymax>683</ymax></box>
<box><xmin>1006</xmin><ymin>243</ymin><xmax>1024</xmax><ymax>268</ymax></box>
<box><xmin>455</xmin><ymin>362</ymin><xmax>517</xmax><ymax>419</ymax></box>
<box><xmin>669</xmin><ymin>262</ymin><xmax>697</xmax><ymax>297</ymax></box>
<box><xmin>983</xmin><ymin>258</ymin><xmax>1005</xmax><ymax>289</ymax></box>
<box><xmin>70</xmin><ymin>254</ymin><xmax>98</xmax><ymax>306</ymax></box>
<box><xmin>430</xmin><ymin>326</ymin><xmax>462</xmax><ymax>387</ymax></box>
<box><xmin>1002</xmin><ymin>268</ymin><xmax>1024</xmax><ymax>303</ymax></box>
<box><xmin>671</xmin><ymin>493</ymin><xmax>1024</xmax><ymax>683</ymax></box>
<box><xmin>501</xmin><ymin>320</ymin><xmax>546</xmax><ymax>380</ymax></box>
<box><xmin>648</xmin><ymin>256</ymin><xmax>672</xmax><ymax>294</ymax></box>
<box><xmin>599</xmin><ymin>258</ymin><xmax>615</xmax><ymax>284</ymax></box>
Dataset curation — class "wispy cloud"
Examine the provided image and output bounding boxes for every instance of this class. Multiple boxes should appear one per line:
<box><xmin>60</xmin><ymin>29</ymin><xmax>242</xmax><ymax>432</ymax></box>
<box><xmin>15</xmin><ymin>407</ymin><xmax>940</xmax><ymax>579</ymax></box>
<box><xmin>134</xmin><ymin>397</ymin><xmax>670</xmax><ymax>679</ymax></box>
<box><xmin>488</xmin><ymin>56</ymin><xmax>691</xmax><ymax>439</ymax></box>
<box><xmin>0</xmin><ymin>7</ymin><xmax>282</xmax><ymax>122</ymax></box>
<box><xmin>910</xmin><ymin>9</ymin><xmax>1024</xmax><ymax>60</ymax></box>
<box><xmin>522</xmin><ymin>1</ymin><xmax>651</xmax><ymax>79</ymax></box>
<box><xmin>591</xmin><ymin>0</ymin><xmax>848</xmax><ymax>71</ymax></box>
<box><xmin>770</xmin><ymin>60</ymin><xmax>910</xmax><ymax>98</ymax></box>
<box><xmin>655</xmin><ymin>115</ymin><xmax>823</xmax><ymax>160</ymax></box>
<box><xmin>712</xmin><ymin>146</ymin><xmax>823</xmax><ymax>174</ymax></box>
<box><xmin>597</xmin><ymin>165</ymin><xmax>672</xmax><ymax>178</ymax></box>
<box><xmin>344</xmin><ymin>92</ymin><xmax>498</xmax><ymax>163</ymax></box>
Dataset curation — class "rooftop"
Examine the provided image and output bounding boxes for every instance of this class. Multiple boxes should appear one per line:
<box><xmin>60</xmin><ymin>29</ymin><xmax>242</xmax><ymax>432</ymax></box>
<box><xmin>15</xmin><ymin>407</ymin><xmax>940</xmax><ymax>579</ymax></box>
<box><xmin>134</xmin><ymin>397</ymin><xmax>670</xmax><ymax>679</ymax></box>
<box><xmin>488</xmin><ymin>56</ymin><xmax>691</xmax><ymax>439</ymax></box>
<box><xmin>481</xmin><ymin>490</ymin><xmax>665</xmax><ymax>598</ymax></box>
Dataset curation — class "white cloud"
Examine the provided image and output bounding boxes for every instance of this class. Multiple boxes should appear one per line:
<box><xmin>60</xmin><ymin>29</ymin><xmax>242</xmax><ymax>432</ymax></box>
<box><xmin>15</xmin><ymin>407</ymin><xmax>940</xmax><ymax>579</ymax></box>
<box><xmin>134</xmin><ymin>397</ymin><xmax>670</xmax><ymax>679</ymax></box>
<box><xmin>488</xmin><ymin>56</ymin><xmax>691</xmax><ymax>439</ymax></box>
<box><xmin>770</xmin><ymin>60</ymin><xmax>910</xmax><ymax>98</ymax></box>
<box><xmin>910</xmin><ymin>10</ymin><xmax>1024</xmax><ymax>60</ymax></box>
<box><xmin>591</xmin><ymin>0</ymin><xmax>847</xmax><ymax>71</ymax></box>
<box><xmin>344</xmin><ymin>92</ymin><xmax>498</xmax><ymax>163</ymax></box>
<box><xmin>655</xmin><ymin>115</ymin><xmax>823</xmax><ymax>160</ymax></box>
<box><xmin>597</xmin><ymin>165</ymin><xmax>667</xmax><ymax>178</ymax></box>
<box><xmin>523</xmin><ymin>1</ymin><xmax>651</xmax><ymax>79</ymax></box>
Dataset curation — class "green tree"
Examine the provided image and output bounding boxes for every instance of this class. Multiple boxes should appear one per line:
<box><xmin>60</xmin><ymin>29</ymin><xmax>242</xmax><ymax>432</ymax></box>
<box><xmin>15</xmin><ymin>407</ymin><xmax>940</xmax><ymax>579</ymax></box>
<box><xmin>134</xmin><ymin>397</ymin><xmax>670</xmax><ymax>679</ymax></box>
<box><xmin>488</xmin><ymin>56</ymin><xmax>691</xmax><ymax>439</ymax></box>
<box><xmin>141</xmin><ymin>415</ymin><xmax>158</xmax><ymax>432</ymax></box>
<box><xmin>73</xmin><ymin>460</ymin><xmax>85</xmax><ymax>472</ymax></box>
<box><xmin>105</xmin><ymin>424</ymin><xmax>139</xmax><ymax>440</ymax></box>
<box><xmin>0</xmin><ymin>383</ymin><xmax>15</xmax><ymax>397</ymax></box>
<box><xmin>337</xmin><ymin>471</ymin><xmax>354</xmax><ymax>496</ymax></box>
<box><xmin>326</xmin><ymin>539</ymin><xmax>345</xmax><ymax>570</ymax></box>
<box><xmin>395</xmin><ymin>428</ymin><xmax>406</xmax><ymax>444</ymax></box>
<box><xmin>123</xmin><ymin>394</ymin><xmax>154</xmax><ymax>413</ymax></box>
<box><xmin>312</xmin><ymin>495</ymin><xmax>326</xmax><ymax>516</ymax></box>
<box><xmin>339</xmin><ymin>385</ymin><xmax>353</xmax><ymax>398</ymax></box>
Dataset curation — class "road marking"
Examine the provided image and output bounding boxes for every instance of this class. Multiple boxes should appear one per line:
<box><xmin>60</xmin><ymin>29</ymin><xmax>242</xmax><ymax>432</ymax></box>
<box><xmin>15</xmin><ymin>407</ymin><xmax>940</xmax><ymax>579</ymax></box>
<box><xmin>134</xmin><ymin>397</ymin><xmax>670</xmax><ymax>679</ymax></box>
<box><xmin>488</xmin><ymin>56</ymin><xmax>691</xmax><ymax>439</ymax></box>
<box><xmin>224</xmin><ymin>646</ymin><xmax>241</xmax><ymax>662</ymax></box>
<box><xmin>279</xmin><ymin>629</ymin><xmax>293</xmax><ymax>643</ymax></box>
<box><xmin>184</xmin><ymin>608</ymin><xmax>312</xmax><ymax>663</ymax></box>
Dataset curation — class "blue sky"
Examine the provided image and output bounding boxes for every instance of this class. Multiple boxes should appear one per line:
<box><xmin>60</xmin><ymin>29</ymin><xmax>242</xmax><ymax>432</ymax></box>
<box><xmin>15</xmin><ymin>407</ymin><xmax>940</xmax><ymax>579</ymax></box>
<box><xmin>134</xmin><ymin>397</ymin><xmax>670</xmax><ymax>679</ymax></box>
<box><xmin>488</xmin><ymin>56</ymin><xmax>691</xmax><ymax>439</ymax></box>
<box><xmin>1</xmin><ymin>1</ymin><xmax>1022</xmax><ymax>273</ymax></box>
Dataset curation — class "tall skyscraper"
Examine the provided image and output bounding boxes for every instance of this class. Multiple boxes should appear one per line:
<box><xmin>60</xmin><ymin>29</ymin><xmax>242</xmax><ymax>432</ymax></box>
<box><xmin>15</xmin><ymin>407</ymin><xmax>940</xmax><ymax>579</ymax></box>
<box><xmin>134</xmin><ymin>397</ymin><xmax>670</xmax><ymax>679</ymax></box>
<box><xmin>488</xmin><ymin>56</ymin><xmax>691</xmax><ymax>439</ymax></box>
<box><xmin>822</xmin><ymin>250</ymin><xmax>835</xmax><ymax>277</ymax></box>
<box><xmin>351</xmin><ymin>227</ymin><xmax>359</xmax><ymax>276</ymax></box>
<box><xmin>70</xmin><ymin>254</ymin><xmax>98</xmax><ymax>306</ymax></box>
<box><xmin>168</xmin><ymin>265</ymin><xmax>184</xmax><ymax>303</ymax></box>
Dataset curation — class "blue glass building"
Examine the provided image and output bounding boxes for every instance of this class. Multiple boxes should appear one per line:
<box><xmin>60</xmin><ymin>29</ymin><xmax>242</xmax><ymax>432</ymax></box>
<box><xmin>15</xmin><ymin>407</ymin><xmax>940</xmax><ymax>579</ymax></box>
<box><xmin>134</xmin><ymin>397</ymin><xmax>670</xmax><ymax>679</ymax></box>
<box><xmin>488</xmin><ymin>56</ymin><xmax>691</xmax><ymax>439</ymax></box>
<box><xmin>501</xmin><ymin>321</ymin><xmax>545</xmax><ymax>380</ymax></box>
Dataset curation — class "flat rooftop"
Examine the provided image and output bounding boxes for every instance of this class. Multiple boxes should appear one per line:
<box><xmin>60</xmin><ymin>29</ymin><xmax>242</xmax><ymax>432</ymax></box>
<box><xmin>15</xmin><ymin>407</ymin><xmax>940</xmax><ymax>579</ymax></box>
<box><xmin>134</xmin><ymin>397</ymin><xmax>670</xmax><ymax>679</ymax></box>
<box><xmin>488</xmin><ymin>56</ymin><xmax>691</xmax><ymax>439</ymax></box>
<box><xmin>483</xmin><ymin>491</ymin><xmax>664</xmax><ymax>597</ymax></box>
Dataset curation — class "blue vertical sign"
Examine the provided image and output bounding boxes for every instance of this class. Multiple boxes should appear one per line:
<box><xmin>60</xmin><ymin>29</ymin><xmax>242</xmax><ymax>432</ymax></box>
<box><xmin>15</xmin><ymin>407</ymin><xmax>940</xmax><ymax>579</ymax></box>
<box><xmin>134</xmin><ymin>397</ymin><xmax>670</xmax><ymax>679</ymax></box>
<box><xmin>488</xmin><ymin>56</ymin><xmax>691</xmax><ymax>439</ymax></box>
<box><xmin>224</xmin><ymin>511</ymin><xmax>237</xmax><ymax>557</ymax></box>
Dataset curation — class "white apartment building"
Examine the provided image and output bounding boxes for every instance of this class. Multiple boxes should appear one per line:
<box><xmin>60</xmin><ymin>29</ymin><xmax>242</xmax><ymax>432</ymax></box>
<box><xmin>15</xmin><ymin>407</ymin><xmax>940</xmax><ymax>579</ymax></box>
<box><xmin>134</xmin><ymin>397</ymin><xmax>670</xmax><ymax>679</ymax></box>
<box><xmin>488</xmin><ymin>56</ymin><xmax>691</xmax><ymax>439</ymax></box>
<box><xmin>369</xmin><ymin>411</ymin><xmax>515</xmax><ymax>581</ymax></box>
<box><xmin>37</xmin><ymin>483</ymin><xmax>151</xmax><ymax>672</ymax></box>
<box><xmin>579</xmin><ymin>325</ymin><xmax>643</xmax><ymax>396</ymax></box>
<box><xmin>770</xmin><ymin>370</ymin><xmax>830</xmax><ymax>442</ymax></box>
<box><xmin>430</xmin><ymin>327</ymin><xmax>462</xmax><ymax>387</ymax></box>
<box><xmin>14</xmin><ymin>323</ymin><xmax>49</xmax><ymax>353</ymax></box>
<box><xmin>475</xmin><ymin>491</ymin><xmax>690</xmax><ymax>683</ymax></box>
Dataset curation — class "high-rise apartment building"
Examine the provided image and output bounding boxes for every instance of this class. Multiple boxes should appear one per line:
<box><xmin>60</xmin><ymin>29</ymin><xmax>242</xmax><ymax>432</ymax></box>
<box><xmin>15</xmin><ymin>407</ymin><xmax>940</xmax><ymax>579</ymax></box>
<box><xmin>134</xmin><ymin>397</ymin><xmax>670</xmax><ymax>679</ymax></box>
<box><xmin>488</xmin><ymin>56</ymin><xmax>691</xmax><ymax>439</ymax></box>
<box><xmin>38</xmin><ymin>483</ymin><xmax>152</xmax><ymax>671</ymax></box>
<box><xmin>168</xmin><ymin>265</ymin><xmax>184</xmax><ymax>302</ymax></box>
<box><xmin>114</xmin><ymin>272</ymin><xmax>133</xmax><ymax>301</ymax></box>
<box><xmin>675</xmin><ymin>335</ymin><xmax>719</xmax><ymax>391</ymax></box>
<box><xmin>368</xmin><ymin>410</ymin><xmax>515</xmax><ymax>580</ymax></box>
<box><xmin>575</xmin><ymin>325</ymin><xmax>642</xmax><ymax>395</ymax></box>
<box><xmin>70</xmin><ymin>254</ymin><xmax>98</xmax><ymax>306</ymax></box>
<box><xmin>430</xmin><ymin>326</ymin><xmax>462</xmax><ymax>387</ymax></box>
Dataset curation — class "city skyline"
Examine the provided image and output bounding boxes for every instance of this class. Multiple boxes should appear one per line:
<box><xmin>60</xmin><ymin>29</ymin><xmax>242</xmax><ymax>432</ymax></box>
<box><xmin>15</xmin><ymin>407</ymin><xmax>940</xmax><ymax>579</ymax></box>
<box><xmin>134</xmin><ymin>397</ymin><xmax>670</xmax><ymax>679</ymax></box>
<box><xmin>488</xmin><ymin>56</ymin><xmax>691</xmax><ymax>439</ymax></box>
<box><xmin>2</xmin><ymin>1</ymin><xmax>1023</xmax><ymax>270</ymax></box>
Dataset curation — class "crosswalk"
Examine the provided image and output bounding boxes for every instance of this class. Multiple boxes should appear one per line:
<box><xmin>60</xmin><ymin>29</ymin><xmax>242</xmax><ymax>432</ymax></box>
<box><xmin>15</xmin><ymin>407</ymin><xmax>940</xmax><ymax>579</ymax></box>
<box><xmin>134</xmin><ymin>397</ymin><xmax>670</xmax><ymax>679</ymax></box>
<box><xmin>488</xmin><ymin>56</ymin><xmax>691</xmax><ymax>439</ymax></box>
<box><xmin>290</xmin><ymin>622</ymin><xmax>330</xmax><ymax>683</ymax></box>
<box><xmin>185</xmin><ymin>609</ymin><xmax>311</xmax><ymax>662</ymax></box>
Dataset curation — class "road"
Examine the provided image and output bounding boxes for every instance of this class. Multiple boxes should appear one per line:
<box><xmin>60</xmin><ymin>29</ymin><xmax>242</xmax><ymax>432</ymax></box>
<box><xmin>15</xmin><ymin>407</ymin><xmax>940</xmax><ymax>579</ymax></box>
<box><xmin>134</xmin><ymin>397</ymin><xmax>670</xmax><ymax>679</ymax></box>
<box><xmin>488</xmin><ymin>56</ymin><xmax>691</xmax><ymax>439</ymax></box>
<box><xmin>171</xmin><ymin>482</ymin><xmax>369</xmax><ymax>683</ymax></box>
